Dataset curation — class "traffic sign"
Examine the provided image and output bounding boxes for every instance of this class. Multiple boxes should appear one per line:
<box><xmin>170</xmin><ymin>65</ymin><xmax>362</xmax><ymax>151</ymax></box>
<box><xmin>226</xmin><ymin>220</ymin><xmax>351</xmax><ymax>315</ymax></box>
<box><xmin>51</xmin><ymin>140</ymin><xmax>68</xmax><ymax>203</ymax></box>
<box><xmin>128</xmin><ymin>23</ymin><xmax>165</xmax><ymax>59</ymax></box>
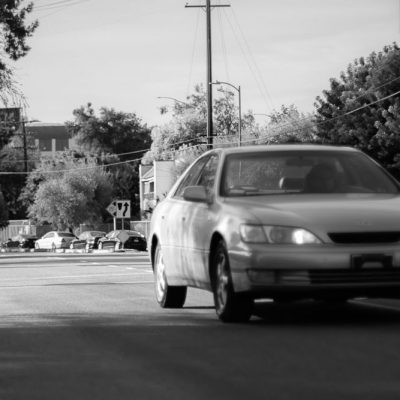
<box><xmin>106</xmin><ymin>200</ymin><xmax>131</xmax><ymax>219</ymax></box>
<box><xmin>106</xmin><ymin>201</ymin><xmax>117</xmax><ymax>217</ymax></box>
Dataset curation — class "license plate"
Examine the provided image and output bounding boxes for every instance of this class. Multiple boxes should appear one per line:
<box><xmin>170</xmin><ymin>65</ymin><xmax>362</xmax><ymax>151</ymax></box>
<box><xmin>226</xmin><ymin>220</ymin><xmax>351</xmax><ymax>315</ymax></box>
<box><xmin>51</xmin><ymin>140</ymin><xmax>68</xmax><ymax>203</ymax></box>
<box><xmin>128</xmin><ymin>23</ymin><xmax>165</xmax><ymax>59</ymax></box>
<box><xmin>351</xmin><ymin>254</ymin><xmax>393</xmax><ymax>269</ymax></box>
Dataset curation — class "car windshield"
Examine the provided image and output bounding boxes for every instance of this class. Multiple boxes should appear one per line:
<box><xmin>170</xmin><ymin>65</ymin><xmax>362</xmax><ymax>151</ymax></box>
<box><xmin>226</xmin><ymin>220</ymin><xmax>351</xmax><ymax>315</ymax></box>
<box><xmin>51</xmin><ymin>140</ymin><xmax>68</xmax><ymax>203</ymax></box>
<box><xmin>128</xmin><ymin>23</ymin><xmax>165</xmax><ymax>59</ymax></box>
<box><xmin>220</xmin><ymin>150</ymin><xmax>400</xmax><ymax>196</ymax></box>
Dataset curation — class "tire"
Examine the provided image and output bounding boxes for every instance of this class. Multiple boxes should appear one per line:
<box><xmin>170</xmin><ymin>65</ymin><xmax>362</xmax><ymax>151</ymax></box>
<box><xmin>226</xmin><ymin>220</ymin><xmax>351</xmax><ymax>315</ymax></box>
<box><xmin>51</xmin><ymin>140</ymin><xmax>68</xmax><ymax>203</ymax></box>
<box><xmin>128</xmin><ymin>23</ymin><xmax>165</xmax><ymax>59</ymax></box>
<box><xmin>153</xmin><ymin>243</ymin><xmax>187</xmax><ymax>308</ymax></box>
<box><xmin>211</xmin><ymin>240</ymin><xmax>253</xmax><ymax>323</ymax></box>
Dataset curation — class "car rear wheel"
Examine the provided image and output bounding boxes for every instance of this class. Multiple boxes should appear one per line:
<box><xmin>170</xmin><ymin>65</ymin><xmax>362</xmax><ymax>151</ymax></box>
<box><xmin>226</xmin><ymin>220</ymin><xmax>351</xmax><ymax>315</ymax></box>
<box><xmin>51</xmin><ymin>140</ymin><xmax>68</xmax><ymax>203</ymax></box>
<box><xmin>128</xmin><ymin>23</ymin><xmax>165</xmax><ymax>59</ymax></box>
<box><xmin>211</xmin><ymin>240</ymin><xmax>253</xmax><ymax>323</ymax></box>
<box><xmin>154</xmin><ymin>243</ymin><xmax>187</xmax><ymax>308</ymax></box>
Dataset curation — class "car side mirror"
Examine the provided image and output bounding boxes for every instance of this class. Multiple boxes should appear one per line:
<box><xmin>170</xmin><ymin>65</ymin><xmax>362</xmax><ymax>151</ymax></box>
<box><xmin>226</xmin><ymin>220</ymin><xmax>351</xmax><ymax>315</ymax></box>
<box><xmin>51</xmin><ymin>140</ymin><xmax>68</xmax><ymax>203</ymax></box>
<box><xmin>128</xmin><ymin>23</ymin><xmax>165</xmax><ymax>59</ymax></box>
<box><xmin>183</xmin><ymin>186</ymin><xmax>208</xmax><ymax>203</ymax></box>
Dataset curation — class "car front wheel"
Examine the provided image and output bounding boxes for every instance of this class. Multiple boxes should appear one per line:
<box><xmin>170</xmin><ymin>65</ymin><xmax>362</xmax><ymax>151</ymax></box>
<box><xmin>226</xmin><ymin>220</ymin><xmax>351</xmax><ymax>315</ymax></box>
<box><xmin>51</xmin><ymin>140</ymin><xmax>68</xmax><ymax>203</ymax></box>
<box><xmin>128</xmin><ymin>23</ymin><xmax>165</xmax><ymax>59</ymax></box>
<box><xmin>154</xmin><ymin>243</ymin><xmax>187</xmax><ymax>308</ymax></box>
<box><xmin>211</xmin><ymin>240</ymin><xmax>253</xmax><ymax>323</ymax></box>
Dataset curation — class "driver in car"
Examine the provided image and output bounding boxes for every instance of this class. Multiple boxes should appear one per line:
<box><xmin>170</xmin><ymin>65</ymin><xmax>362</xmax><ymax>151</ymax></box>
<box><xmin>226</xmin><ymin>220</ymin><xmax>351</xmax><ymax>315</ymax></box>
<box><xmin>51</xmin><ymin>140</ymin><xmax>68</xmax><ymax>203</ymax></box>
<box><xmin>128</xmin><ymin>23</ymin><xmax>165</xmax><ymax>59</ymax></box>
<box><xmin>304</xmin><ymin>163</ymin><xmax>342</xmax><ymax>193</ymax></box>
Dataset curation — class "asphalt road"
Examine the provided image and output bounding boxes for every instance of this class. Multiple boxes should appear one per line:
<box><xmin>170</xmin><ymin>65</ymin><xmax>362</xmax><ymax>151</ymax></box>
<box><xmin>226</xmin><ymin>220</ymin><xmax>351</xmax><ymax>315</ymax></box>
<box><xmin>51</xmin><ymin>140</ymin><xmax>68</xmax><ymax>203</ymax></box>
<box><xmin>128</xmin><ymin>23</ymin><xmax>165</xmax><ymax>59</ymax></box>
<box><xmin>1</xmin><ymin>252</ymin><xmax>400</xmax><ymax>400</ymax></box>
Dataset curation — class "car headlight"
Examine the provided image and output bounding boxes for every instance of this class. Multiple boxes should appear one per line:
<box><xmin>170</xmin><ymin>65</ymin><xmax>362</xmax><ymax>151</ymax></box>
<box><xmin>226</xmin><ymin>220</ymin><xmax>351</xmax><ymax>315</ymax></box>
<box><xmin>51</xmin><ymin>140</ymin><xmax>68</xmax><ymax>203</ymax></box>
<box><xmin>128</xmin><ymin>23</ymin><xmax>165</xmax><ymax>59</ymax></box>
<box><xmin>240</xmin><ymin>224</ymin><xmax>321</xmax><ymax>244</ymax></box>
<box><xmin>239</xmin><ymin>224</ymin><xmax>267</xmax><ymax>243</ymax></box>
<box><xmin>264</xmin><ymin>226</ymin><xmax>321</xmax><ymax>244</ymax></box>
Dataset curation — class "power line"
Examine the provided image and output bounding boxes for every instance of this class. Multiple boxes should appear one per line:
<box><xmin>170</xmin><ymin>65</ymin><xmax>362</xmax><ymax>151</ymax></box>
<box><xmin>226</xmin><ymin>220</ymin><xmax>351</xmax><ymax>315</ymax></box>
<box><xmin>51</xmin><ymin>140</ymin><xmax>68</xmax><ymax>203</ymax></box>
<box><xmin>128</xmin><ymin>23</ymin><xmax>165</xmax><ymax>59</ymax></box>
<box><xmin>2</xmin><ymin>85</ymin><xmax>400</xmax><ymax>175</ymax></box>
<box><xmin>33</xmin><ymin>0</ymin><xmax>89</xmax><ymax>11</ymax></box>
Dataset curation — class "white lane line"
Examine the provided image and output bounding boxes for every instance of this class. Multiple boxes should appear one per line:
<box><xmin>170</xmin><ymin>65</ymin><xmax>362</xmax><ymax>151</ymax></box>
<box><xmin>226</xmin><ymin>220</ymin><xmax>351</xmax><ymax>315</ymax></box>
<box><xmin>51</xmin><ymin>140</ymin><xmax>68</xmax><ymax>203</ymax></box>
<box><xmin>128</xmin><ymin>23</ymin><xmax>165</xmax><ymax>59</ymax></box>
<box><xmin>0</xmin><ymin>272</ymin><xmax>151</xmax><ymax>282</ymax></box>
<box><xmin>0</xmin><ymin>280</ymin><xmax>155</xmax><ymax>289</ymax></box>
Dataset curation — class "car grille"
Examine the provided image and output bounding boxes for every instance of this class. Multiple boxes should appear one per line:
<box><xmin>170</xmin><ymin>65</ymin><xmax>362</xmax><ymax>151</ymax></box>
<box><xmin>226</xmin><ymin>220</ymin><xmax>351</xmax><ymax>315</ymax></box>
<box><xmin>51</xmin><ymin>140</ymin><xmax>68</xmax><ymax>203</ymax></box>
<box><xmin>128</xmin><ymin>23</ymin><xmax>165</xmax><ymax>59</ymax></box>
<box><xmin>309</xmin><ymin>268</ymin><xmax>400</xmax><ymax>284</ymax></box>
<box><xmin>328</xmin><ymin>232</ymin><xmax>400</xmax><ymax>244</ymax></box>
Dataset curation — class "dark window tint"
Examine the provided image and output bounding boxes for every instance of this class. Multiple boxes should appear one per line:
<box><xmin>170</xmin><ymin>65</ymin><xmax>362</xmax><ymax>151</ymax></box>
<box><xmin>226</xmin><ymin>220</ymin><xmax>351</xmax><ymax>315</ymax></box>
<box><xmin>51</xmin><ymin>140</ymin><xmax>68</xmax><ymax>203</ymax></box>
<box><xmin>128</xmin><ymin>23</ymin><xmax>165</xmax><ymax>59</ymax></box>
<box><xmin>220</xmin><ymin>150</ymin><xmax>399</xmax><ymax>196</ymax></box>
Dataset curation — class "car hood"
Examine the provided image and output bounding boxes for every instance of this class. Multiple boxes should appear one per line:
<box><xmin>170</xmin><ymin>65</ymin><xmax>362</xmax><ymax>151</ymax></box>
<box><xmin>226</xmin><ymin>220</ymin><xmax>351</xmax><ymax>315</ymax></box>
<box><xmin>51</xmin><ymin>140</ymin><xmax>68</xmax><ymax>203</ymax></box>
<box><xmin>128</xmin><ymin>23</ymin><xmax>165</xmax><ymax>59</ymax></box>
<box><xmin>224</xmin><ymin>193</ymin><xmax>400</xmax><ymax>232</ymax></box>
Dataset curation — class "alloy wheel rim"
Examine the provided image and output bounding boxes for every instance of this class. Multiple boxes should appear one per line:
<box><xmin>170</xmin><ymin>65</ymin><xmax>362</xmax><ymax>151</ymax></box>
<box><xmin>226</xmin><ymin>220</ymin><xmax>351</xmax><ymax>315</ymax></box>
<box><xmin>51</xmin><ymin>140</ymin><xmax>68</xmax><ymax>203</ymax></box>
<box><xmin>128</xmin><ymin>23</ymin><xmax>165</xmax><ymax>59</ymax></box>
<box><xmin>155</xmin><ymin>250</ymin><xmax>167</xmax><ymax>301</ymax></box>
<box><xmin>216</xmin><ymin>251</ymin><xmax>229</xmax><ymax>312</ymax></box>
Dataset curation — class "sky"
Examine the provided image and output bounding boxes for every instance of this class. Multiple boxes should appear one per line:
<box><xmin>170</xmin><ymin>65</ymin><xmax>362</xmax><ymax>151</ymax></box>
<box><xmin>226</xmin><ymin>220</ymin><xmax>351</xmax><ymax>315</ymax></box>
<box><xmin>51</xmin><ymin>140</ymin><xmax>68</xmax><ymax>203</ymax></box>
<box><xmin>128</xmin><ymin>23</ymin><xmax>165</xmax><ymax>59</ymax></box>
<box><xmin>12</xmin><ymin>0</ymin><xmax>400</xmax><ymax>127</ymax></box>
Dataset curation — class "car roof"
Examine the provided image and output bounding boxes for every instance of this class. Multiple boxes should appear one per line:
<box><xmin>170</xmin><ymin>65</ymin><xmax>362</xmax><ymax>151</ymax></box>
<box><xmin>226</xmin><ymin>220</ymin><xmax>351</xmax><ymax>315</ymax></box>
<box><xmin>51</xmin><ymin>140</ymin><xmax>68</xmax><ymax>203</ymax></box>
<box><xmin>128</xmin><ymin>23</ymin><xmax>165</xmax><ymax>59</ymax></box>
<box><xmin>204</xmin><ymin>144</ymin><xmax>358</xmax><ymax>157</ymax></box>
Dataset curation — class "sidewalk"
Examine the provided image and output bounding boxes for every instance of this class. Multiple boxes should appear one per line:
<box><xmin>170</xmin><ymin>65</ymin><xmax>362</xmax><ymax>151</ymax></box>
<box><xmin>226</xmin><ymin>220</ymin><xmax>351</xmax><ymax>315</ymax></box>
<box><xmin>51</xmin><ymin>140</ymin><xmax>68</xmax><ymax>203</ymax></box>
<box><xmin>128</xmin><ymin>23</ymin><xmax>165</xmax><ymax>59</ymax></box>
<box><xmin>0</xmin><ymin>248</ymin><xmax>147</xmax><ymax>258</ymax></box>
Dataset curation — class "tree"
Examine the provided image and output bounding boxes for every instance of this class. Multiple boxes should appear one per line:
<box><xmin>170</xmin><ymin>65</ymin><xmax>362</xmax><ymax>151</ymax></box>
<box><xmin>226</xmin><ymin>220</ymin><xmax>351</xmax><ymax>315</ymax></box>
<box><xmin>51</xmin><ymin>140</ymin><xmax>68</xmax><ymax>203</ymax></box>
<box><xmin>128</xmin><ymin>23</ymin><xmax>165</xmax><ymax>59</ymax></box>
<box><xmin>66</xmin><ymin>104</ymin><xmax>151</xmax><ymax>219</ymax></box>
<box><xmin>314</xmin><ymin>42</ymin><xmax>400</xmax><ymax>177</ymax></box>
<box><xmin>0</xmin><ymin>126</ymin><xmax>38</xmax><ymax>218</ymax></box>
<box><xmin>22</xmin><ymin>151</ymin><xmax>114</xmax><ymax>230</ymax></box>
<box><xmin>0</xmin><ymin>0</ymin><xmax>38</xmax><ymax>106</ymax></box>
<box><xmin>66</xmin><ymin>104</ymin><xmax>151</xmax><ymax>160</ymax></box>
<box><xmin>0</xmin><ymin>1</ymin><xmax>38</xmax><ymax>225</ymax></box>
<box><xmin>0</xmin><ymin>1</ymin><xmax>38</xmax><ymax>60</ymax></box>
<box><xmin>142</xmin><ymin>84</ymin><xmax>258</xmax><ymax>165</ymax></box>
<box><xmin>259</xmin><ymin>105</ymin><xmax>316</xmax><ymax>145</ymax></box>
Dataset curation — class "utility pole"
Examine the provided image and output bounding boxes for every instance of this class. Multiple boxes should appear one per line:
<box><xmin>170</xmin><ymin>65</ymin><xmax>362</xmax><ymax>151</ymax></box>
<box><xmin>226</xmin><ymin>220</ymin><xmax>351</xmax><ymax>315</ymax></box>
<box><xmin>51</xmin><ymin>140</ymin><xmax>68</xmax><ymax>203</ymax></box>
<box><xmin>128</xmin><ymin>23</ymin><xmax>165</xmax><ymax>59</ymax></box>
<box><xmin>21</xmin><ymin>119</ymin><xmax>28</xmax><ymax>174</ymax></box>
<box><xmin>185</xmin><ymin>1</ymin><xmax>230</xmax><ymax>149</ymax></box>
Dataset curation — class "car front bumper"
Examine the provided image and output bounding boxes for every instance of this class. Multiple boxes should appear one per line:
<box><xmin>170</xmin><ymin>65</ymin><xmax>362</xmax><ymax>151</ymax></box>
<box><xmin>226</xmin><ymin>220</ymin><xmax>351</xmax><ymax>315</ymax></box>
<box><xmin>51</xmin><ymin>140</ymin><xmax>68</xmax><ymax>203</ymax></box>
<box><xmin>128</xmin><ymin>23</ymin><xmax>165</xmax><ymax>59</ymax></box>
<box><xmin>229</xmin><ymin>243</ymin><xmax>400</xmax><ymax>299</ymax></box>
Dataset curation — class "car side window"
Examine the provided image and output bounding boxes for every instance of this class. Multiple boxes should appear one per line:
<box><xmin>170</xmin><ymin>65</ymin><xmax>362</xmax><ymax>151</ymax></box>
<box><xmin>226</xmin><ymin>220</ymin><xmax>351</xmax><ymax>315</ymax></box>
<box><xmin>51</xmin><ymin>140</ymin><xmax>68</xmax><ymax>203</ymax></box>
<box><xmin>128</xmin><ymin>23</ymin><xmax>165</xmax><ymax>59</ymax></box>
<box><xmin>197</xmin><ymin>154</ymin><xmax>219</xmax><ymax>197</ymax></box>
<box><xmin>173</xmin><ymin>156</ymin><xmax>210</xmax><ymax>199</ymax></box>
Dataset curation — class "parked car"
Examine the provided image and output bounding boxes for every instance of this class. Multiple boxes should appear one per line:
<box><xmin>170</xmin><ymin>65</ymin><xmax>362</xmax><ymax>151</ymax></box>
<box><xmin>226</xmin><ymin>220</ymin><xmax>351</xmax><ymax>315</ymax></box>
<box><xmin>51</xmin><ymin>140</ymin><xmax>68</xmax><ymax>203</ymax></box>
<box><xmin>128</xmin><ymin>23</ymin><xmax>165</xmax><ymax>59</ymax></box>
<box><xmin>1</xmin><ymin>234</ymin><xmax>38</xmax><ymax>251</ymax></box>
<box><xmin>149</xmin><ymin>144</ymin><xmax>400</xmax><ymax>322</ymax></box>
<box><xmin>70</xmin><ymin>230</ymin><xmax>106</xmax><ymax>251</ymax></box>
<box><xmin>97</xmin><ymin>230</ymin><xmax>147</xmax><ymax>251</ymax></box>
<box><xmin>35</xmin><ymin>231</ymin><xmax>76</xmax><ymax>250</ymax></box>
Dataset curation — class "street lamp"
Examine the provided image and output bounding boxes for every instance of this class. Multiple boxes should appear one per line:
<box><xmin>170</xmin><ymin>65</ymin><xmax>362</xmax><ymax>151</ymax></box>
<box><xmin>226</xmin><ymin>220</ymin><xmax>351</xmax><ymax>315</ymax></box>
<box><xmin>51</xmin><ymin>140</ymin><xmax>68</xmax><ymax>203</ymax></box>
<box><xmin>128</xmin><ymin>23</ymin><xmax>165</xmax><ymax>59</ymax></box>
<box><xmin>212</xmin><ymin>81</ymin><xmax>242</xmax><ymax>147</ymax></box>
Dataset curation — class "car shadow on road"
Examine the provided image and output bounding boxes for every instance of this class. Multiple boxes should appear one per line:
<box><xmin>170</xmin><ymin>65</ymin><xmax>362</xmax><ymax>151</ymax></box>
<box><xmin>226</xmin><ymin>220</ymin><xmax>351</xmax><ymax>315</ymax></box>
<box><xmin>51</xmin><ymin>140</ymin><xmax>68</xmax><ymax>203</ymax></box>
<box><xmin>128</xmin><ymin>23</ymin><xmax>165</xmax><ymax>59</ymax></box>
<box><xmin>251</xmin><ymin>299</ymin><xmax>400</xmax><ymax>326</ymax></box>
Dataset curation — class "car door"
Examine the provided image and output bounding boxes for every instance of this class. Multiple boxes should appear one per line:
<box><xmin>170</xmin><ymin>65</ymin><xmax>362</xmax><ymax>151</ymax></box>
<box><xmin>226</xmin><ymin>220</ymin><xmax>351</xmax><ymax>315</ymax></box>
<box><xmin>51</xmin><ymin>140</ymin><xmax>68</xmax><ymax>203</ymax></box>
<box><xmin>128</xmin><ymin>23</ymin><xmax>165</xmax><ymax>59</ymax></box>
<box><xmin>42</xmin><ymin>232</ymin><xmax>54</xmax><ymax>249</ymax></box>
<box><xmin>182</xmin><ymin>154</ymin><xmax>220</xmax><ymax>287</ymax></box>
<box><xmin>161</xmin><ymin>156</ymin><xmax>211</xmax><ymax>284</ymax></box>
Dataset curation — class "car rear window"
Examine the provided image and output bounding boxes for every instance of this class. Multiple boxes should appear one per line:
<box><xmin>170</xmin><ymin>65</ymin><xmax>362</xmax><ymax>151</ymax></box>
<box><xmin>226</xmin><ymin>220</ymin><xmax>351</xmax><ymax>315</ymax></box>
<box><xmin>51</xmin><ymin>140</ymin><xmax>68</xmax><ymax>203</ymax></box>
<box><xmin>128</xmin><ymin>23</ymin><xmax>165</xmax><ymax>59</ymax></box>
<box><xmin>88</xmin><ymin>231</ymin><xmax>105</xmax><ymax>237</ymax></box>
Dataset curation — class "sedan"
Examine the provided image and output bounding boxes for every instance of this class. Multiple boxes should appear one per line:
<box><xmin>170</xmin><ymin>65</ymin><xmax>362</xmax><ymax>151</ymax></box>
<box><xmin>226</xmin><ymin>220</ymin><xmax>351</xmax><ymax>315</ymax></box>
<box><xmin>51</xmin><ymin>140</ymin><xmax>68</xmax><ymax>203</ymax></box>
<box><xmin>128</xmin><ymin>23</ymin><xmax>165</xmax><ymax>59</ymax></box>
<box><xmin>149</xmin><ymin>144</ymin><xmax>400</xmax><ymax>322</ymax></box>
<box><xmin>2</xmin><ymin>234</ymin><xmax>38</xmax><ymax>251</ymax></box>
<box><xmin>70</xmin><ymin>230</ymin><xmax>106</xmax><ymax>251</ymax></box>
<box><xmin>35</xmin><ymin>231</ymin><xmax>76</xmax><ymax>250</ymax></box>
<box><xmin>97</xmin><ymin>230</ymin><xmax>147</xmax><ymax>251</ymax></box>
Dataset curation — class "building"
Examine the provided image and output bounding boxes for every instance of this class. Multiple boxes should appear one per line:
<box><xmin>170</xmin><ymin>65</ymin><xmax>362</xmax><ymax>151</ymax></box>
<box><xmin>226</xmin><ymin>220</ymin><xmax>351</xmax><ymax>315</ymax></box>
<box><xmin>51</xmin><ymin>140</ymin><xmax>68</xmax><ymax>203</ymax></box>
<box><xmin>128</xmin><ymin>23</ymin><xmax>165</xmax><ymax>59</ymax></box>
<box><xmin>139</xmin><ymin>160</ymin><xmax>176</xmax><ymax>219</ymax></box>
<box><xmin>26</xmin><ymin>122</ymin><xmax>76</xmax><ymax>155</ymax></box>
